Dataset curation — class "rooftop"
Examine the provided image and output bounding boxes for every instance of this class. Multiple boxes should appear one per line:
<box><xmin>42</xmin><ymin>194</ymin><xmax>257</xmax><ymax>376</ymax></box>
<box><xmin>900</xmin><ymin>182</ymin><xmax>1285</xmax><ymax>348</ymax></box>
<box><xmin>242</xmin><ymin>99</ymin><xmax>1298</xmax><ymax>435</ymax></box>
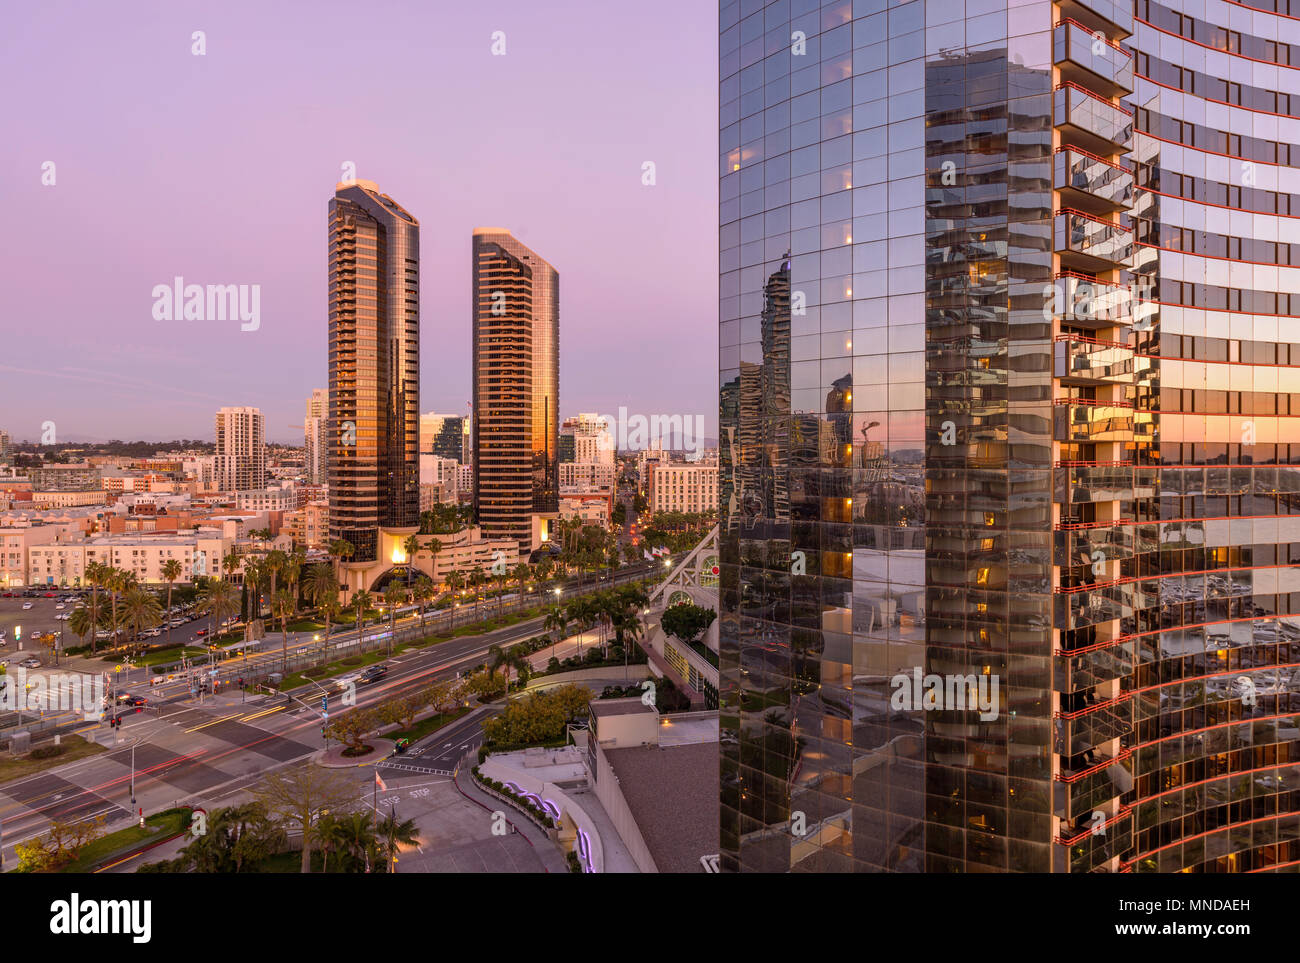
<box><xmin>590</xmin><ymin>697</ymin><xmax>655</xmax><ymax>719</ymax></box>
<box><xmin>604</xmin><ymin>741</ymin><xmax>719</xmax><ymax>874</ymax></box>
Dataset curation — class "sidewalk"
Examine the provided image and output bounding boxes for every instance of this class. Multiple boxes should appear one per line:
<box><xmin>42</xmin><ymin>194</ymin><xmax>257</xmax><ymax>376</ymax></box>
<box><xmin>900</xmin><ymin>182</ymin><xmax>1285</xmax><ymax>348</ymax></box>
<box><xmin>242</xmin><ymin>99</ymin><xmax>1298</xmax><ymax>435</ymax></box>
<box><xmin>452</xmin><ymin>767</ymin><xmax>568</xmax><ymax>873</ymax></box>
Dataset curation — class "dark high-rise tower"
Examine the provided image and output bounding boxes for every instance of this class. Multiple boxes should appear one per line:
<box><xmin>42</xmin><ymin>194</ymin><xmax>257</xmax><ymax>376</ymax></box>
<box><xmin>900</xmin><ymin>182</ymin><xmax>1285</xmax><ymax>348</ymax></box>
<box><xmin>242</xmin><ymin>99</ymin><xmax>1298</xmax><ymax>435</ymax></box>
<box><xmin>328</xmin><ymin>179</ymin><xmax>420</xmax><ymax>564</ymax></box>
<box><xmin>719</xmin><ymin>0</ymin><xmax>1300</xmax><ymax>873</ymax></box>
<box><xmin>471</xmin><ymin>228</ymin><xmax>559</xmax><ymax>553</ymax></box>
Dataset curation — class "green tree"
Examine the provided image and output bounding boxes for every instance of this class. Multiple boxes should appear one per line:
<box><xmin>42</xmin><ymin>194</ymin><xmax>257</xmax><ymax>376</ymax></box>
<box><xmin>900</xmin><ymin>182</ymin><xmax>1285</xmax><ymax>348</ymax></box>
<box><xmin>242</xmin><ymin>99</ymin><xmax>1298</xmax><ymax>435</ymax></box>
<box><xmin>543</xmin><ymin>603</ymin><xmax>569</xmax><ymax>665</ymax></box>
<box><xmin>383</xmin><ymin>583</ymin><xmax>407</xmax><ymax>655</ymax></box>
<box><xmin>351</xmin><ymin>590</ymin><xmax>373</xmax><ymax>633</ymax></box>
<box><xmin>122</xmin><ymin>586</ymin><xmax>163</xmax><ymax>648</ymax></box>
<box><xmin>254</xmin><ymin>764</ymin><xmax>359</xmax><ymax>874</ymax></box>
<box><xmin>660</xmin><ymin>602</ymin><xmax>717</xmax><ymax>647</ymax></box>
<box><xmin>199</xmin><ymin>579</ymin><xmax>238</xmax><ymax>639</ymax></box>
<box><xmin>272</xmin><ymin>588</ymin><xmax>295</xmax><ymax>673</ymax></box>
<box><xmin>67</xmin><ymin>604</ymin><xmax>97</xmax><ymax>651</ymax></box>
<box><xmin>160</xmin><ymin>558</ymin><xmax>183</xmax><ymax>621</ymax></box>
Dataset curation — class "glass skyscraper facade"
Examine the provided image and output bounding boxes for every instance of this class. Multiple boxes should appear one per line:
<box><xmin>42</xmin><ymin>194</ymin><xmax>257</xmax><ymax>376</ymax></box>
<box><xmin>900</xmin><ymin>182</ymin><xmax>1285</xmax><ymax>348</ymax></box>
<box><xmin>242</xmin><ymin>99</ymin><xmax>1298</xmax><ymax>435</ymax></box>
<box><xmin>471</xmin><ymin>228</ymin><xmax>559</xmax><ymax>552</ymax></box>
<box><xmin>328</xmin><ymin>179</ymin><xmax>421</xmax><ymax>564</ymax></box>
<box><xmin>719</xmin><ymin>0</ymin><xmax>1300</xmax><ymax>872</ymax></box>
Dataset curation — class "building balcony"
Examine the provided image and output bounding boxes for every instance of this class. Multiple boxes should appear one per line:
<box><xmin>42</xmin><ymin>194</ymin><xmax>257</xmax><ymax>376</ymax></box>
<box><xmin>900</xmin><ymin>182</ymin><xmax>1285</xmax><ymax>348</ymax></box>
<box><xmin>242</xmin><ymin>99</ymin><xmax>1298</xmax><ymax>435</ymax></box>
<box><xmin>1055</xmin><ymin>522</ymin><xmax>1134</xmax><ymax>568</ymax></box>
<box><xmin>1054</xmin><ymin>83</ymin><xmax>1133</xmax><ymax>154</ymax></box>
<box><xmin>1053</xmin><ymin>398</ymin><xmax>1134</xmax><ymax>443</ymax></box>
<box><xmin>1063</xmin><ymin>811</ymin><xmax>1133</xmax><ymax>872</ymax></box>
<box><xmin>1054</xmin><ymin>20</ymin><xmax>1134</xmax><ymax>96</ymax></box>
<box><xmin>1057</xmin><ymin>0</ymin><xmax>1133</xmax><ymax>38</ymax></box>
<box><xmin>1055</xmin><ymin>147</ymin><xmax>1134</xmax><ymax>214</ymax></box>
<box><xmin>1054</xmin><ymin>696</ymin><xmax>1134</xmax><ymax>756</ymax></box>
<box><xmin>1056</xmin><ymin>209</ymin><xmax>1133</xmax><ymax>271</ymax></box>
<box><xmin>1055</xmin><ymin>462</ymin><xmax>1132</xmax><ymax>503</ymax></box>
<box><xmin>1055</xmin><ymin>637</ymin><xmax>1136</xmax><ymax>690</ymax></box>
<box><xmin>1054</xmin><ymin>334</ymin><xmax>1133</xmax><ymax>386</ymax></box>
<box><xmin>1054</xmin><ymin>578</ymin><xmax>1134</xmax><ymax>630</ymax></box>
<box><xmin>1055</xmin><ymin>750</ymin><xmax>1133</xmax><ymax>823</ymax></box>
<box><xmin>1049</xmin><ymin>273</ymin><xmax>1132</xmax><ymax>330</ymax></box>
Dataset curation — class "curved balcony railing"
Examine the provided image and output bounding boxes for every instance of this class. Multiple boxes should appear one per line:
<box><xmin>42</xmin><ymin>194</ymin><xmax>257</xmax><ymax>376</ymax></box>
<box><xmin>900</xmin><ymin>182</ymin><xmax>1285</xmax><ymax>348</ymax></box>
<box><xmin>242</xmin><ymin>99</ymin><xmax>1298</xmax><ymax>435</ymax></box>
<box><xmin>1054</xmin><ymin>83</ymin><xmax>1133</xmax><ymax>152</ymax></box>
<box><xmin>1056</xmin><ymin>208</ymin><xmax>1133</xmax><ymax>269</ymax></box>
<box><xmin>1058</xmin><ymin>0</ymin><xmax>1133</xmax><ymax>37</ymax></box>
<box><xmin>1054</xmin><ymin>333</ymin><xmax>1134</xmax><ymax>385</ymax></box>
<box><xmin>1055</xmin><ymin>147</ymin><xmax>1134</xmax><ymax>210</ymax></box>
<box><xmin>1054</xmin><ymin>20</ymin><xmax>1134</xmax><ymax>95</ymax></box>
<box><xmin>1053</xmin><ymin>397</ymin><xmax>1135</xmax><ymax>443</ymax></box>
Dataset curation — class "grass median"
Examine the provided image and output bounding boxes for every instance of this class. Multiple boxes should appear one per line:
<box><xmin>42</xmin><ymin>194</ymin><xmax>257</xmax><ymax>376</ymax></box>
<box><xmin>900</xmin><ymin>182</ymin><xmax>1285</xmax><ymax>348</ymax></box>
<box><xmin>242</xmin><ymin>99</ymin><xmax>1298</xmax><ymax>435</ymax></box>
<box><xmin>0</xmin><ymin>735</ymin><xmax>105</xmax><ymax>783</ymax></box>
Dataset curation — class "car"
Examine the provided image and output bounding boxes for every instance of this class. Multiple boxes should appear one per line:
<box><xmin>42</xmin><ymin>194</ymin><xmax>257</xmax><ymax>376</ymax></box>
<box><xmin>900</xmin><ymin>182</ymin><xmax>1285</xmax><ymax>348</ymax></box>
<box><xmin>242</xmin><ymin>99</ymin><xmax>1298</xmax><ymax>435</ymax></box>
<box><xmin>331</xmin><ymin>673</ymin><xmax>362</xmax><ymax>692</ymax></box>
<box><xmin>141</xmin><ymin>628</ymin><xmax>163</xmax><ymax>638</ymax></box>
<box><xmin>168</xmin><ymin>618</ymin><xmax>185</xmax><ymax>627</ymax></box>
<box><xmin>43</xmin><ymin>592</ymin><xmax>55</xmax><ymax>598</ymax></box>
<box><xmin>20</xmin><ymin>657</ymin><xmax>41</xmax><ymax>669</ymax></box>
<box><xmin>116</xmin><ymin>693</ymin><xmax>148</xmax><ymax>708</ymax></box>
<box><xmin>195</xmin><ymin>628</ymin><xmax>207</xmax><ymax>637</ymax></box>
<box><xmin>358</xmin><ymin>664</ymin><xmax>389</xmax><ymax>685</ymax></box>
<box><xmin>21</xmin><ymin>602</ymin><xmax>33</xmax><ymax>610</ymax></box>
<box><xmin>55</xmin><ymin>603</ymin><xmax>65</xmax><ymax>610</ymax></box>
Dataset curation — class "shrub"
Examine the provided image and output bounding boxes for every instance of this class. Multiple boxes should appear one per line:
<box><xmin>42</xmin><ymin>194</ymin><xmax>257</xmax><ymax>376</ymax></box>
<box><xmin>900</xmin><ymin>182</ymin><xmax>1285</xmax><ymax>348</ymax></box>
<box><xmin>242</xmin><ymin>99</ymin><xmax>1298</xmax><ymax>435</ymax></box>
<box><xmin>29</xmin><ymin>744</ymin><xmax>65</xmax><ymax>760</ymax></box>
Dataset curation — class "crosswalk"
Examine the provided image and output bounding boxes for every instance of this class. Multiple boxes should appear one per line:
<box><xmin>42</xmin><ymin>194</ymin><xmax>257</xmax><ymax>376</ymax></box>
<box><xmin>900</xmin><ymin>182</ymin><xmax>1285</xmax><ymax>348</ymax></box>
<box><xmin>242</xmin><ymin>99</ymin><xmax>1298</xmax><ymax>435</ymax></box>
<box><xmin>375</xmin><ymin>759</ymin><xmax>453</xmax><ymax>776</ymax></box>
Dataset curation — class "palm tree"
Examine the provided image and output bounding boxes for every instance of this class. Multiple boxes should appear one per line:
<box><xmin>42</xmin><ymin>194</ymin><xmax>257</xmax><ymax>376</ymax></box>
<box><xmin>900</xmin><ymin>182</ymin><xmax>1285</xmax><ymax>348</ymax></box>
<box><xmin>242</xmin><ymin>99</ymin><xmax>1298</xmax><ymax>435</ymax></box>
<box><xmin>316</xmin><ymin>813</ymin><xmax>349</xmax><ymax>874</ymax></box>
<box><xmin>198</xmin><ymin>579</ymin><xmax>238</xmax><ymax>640</ymax></box>
<box><xmin>68</xmin><ymin>604</ymin><xmax>96</xmax><ymax>652</ymax></box>
<box><xmin>445</xmin><ymin>570</ymin><xmax>464</xmax><ymax>628</ymax></box>
<box><xmin>335</xmin><ymin>810</ymin><xmax>379</xmax><ymax>873</ymax></box>
<box><xmin>511</xmin><ymin>563</ymin><xmax>532</xmax><ymax>602</ymax></box>
<box><xmin>264</xmin><ymin>549</ymin><xmax>287</xmax><ymax>605</ymax></box>
<box><xmin>402</xmin><ymin>535</ymin><xmax>422</xmax><ymax>589</ymax></box>
<box><xmin>468</xmin><ymin>567</ymin><xmax>485</xmax><ymax>622</ymax></box>
<box><xmin>104</xmin><ymin>567</ymin><xmax>128</xmax><ymax>651</ymax></box>
<box><xmin>242</xmin><ymin>556</ymin><xmax>263</xmax><ymax>624</ymax></box>
<box><xmin>272</xmin><ymin>588</ymin><xmax>295</xmax><ymax>673</ymax></box>
<box><xmin>423</xmin><ymin>537</ymin><xmax>443</xmax><ymax>589</ymax></box>
<box><xmin>351</xmin><ymin>590</ymin><xmax>373</xmax><ymax>634</ymax></box>
<box><xmin>494</xmin><ymin>564</ymin><xmax>509</xmax><ymax>619</ymax></box>
<box><xmin>411</xmin><ymin>576</ymin><xmax>434</xmax><ymax>632</ymax></box>
<box><xmin>543</xmin><ymin>603</ymin><xmax>569</xmax><ymax>664</ymax></box>
<box><xmin>382</xmin><ymin>583</ymin><xmax>407</xmax><ymax>656</ymax></box>
<box><xmin>375</xmin><ymin>810</ymin><xmax>420</xmax><ymax>873</ymax></box>
<box><xmin>303</xmin><ymin>563</ymin><xmax>339</xmax><ymax>647</ymax></box>
<box><xmin>122</xmin><ymin>587</ymin><xmax>163</xmax><ymax>649</ymax></box>
<box><xmin>283</xmin><ymin>551</ymin><xmax>304</xmax><ymax>610</ymax></box>
<box><xmin>84</xmin><ymin>560</ymin><xmax>107</xmax><ymax>654</ymax></box>
<box><xmin>160</xmin><ymin>558</ymin><xmax>183</xmax><ymax>622</ymax></box>
<box><xmin>222</xmin><ymin>549</ymin><xmax>242</xmax><ymax>584</ymax></box>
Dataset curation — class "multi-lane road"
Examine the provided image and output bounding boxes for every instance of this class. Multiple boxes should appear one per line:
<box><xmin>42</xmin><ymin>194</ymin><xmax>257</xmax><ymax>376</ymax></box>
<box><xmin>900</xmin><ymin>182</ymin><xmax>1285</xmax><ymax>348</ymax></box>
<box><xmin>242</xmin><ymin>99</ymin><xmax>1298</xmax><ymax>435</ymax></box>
<box><xmin>0</xmin><ymin>559</ymin><xmax>675</xmax><ymax>869</ymax></box>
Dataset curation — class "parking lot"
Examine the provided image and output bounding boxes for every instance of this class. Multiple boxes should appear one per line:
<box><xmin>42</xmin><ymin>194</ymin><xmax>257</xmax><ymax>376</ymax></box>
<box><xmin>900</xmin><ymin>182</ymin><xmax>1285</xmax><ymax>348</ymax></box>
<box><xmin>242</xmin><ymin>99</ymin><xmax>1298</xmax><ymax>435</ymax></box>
<box><xmin>0</xmin><ymin>592</ymin><xmax>212</xmax><ymax>668</ymax></box>
<box><xmin>0</xmin><ymin>592</ymin><xmax>81</xmax><ymax>664</ymax></box>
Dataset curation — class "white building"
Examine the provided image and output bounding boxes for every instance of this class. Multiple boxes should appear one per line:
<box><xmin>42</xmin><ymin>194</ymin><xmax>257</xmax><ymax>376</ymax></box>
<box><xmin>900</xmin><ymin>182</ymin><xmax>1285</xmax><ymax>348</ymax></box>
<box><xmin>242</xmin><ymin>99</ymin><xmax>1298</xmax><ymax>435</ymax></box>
<box><xmin>572</xmin><ymin>412</ymin><xmax>615</xmax><ymax>466</ymax></box>
<box><xmin>304</xmin><ymin>388</ymin><xmax>328</xmax><ymax>486</ymax></box>
<box><xmin>648</xmin><ymin>462</ymin><xmax>718</xmax><ymax>515</ymax></box>
<box><xmin>560</xmin><ymin>462</ymin><xmax>617</xmax><ymax>490</ymax></box>
<box><xmin>25</xmin><ymin>530</ymin><xmax>235</xmax><ymax>588</ymax></box>
<box><xmin>235</xmin><ymin>484</ymin><xmax>297</xmax><ymax>513</ymax></box>
<box><xmin>214</xmin><ymin>406</ymin><xmax>266</xmax><ymax>492</ymax></box>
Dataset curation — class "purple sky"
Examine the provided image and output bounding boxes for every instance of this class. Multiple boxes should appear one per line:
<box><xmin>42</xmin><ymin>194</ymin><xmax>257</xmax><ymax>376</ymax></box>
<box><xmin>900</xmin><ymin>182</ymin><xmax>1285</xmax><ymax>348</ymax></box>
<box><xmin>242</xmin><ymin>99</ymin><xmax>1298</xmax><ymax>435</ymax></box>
<box><xmin>1</xmin><ymin>0</ymin><xmax>716</xmax><ymax>444</ymax></box>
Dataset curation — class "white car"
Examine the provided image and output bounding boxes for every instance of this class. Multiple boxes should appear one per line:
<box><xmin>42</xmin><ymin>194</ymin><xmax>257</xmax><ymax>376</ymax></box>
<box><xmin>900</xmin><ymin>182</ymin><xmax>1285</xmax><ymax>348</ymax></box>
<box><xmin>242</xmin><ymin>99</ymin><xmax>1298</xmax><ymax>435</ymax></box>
<box><xmin>21</xmin><ymin>602</ymin><xmax>33</xmax><ymax>610</ymax></box>
<box><xmin>56</xmin><ymin>603</ymin><xmax>65</xmax><ymax>610</ymax></box>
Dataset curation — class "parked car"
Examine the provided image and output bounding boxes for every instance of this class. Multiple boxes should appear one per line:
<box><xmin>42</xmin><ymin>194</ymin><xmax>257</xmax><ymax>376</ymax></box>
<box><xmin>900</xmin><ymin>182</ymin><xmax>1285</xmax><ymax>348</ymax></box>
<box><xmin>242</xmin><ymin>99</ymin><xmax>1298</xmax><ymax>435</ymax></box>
<box><xmin>141</xmin><ymin>628</ymin><xmax>163</xmax><ymax>638</ymax></box>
